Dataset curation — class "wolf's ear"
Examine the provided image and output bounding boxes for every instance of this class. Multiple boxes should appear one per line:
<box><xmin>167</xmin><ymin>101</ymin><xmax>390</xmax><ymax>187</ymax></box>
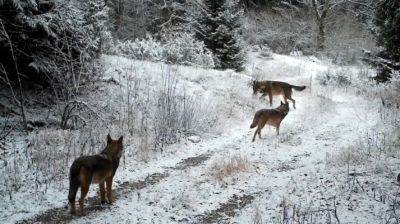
<box><xmin>281</xmin><ymin>101</ymin><xmax>284</xmax><ymax>105</ymax></box>
<box><xmin>118</xmin><ymin>136</ymin><xmax>123</xmax><ymax>144</ymax></box>
<box><xmin>107</xmin><ymin>134</ymin><xmax>112</xmax><ymax>144</ymax></box>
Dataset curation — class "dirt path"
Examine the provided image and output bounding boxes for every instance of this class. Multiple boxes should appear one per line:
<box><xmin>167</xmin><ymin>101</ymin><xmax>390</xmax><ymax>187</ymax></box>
<box><xmin>197</xmin><ymin>193</ymin><xmax>258</xmax><ymax>223</ymax></box>
<box><xmin>18</xmin><ymin>96</ymin><xmax>355</xmax><ymax>224</ymax></box>
<box><xmin>17</xmin><ymin>154</ymin><xmax>212</xmax><ymax>224</ymax></box>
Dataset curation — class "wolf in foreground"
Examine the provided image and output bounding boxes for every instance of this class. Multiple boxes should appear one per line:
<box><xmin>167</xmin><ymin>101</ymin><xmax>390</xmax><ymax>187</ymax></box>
<box><xmin>68</xmin><ymin>134</ymin><xmax>123</xmax><ymax>215</ymax></box>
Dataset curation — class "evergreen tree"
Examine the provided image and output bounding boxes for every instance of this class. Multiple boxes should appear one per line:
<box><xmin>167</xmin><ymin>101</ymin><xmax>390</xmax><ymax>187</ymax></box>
<box><xmin>373</xmin><ymin>0</ymin><xmax>400</xmax><ymax>82</ymax></box>
<box><xmin>193</xmin><ymin>0</ymin><xmax>246</xmax><ymax>71</ymax></box>
<box><xmin>0</xmin><ymin>0</ymin><xmax>110</xmax><ymax>96</ymax></box>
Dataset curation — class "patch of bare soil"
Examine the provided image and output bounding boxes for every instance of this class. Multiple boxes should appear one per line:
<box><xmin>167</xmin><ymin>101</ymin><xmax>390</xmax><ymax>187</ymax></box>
<box><xmin>172</xmin><ymin>153</ymin><xmax>212</xmax><ymax>170</ymax></box>
<box><xmin>198</xmin><ymin>194</ymin><xmax>256</xmax><ymax>224</ymax></box>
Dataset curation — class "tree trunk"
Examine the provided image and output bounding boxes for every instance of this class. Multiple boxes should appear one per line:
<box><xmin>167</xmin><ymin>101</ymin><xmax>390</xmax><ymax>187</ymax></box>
<box><xmin>113</xmin><ymin>0</ymin><xmax>124</xmax><ymax>32</ymax></box>
<box><xmin>311</xmin><ymin>0</ymin><xmax>330</xmax><ymax>51</ymax></box>
<box><xmin>317</xmin><ymin>20</ymin><xmax>326</xmax><ymax>51</ymax></box>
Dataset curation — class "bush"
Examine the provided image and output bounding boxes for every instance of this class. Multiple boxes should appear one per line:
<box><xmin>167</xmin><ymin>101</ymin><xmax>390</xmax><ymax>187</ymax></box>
<box><xmin>162</xmin><ymin>33</ymin><xmax>214</xmax><ymax>68</ymax></box>
<box><xmin>317</xmin><ymin>69</ymin><xmax>351</xmax><ymax>87</ymax></box>
<box><xmin>243</xmin><ymin>8</ymin><xmax>315</xmax><ymax>55</ymax></box>
<box><xmin>153</xmin><ymin>70</ymin><xmax>202</xmax><ymax>150</ymax></box>
<box><xmin>114</xmin><ymin>36</ymin><xmax>164</xmax><ymax>62</ymax></box>
<box><xmin>112</xmin><ymin>34</ymin><xmax>214</xmax><ymax>69</ymax></box>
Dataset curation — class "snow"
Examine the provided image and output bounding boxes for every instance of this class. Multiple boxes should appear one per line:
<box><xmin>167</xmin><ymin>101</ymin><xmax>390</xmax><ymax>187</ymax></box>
<box><xmin>1</xmin><ymin>52</ymin><xmax>399</xmax><ymax>224</ymax></box>
<box><xmin>187</xmin><ymin>136</ymin><xmax>201</xmax><ymax>143</ymax></box>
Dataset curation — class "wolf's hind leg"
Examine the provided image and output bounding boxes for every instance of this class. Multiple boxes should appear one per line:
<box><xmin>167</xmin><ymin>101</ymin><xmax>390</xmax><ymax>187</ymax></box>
<box><xmin>289</xmin><ymin>98</ymin><xmax>295</xmax><ymax>109</ymax></box>
<box><xmin>79</xmin><ymin>184</ymin><xmax>89</xmax><ymax>215</ymax></box>
<box><xmin>258</xmin><ymin>120</ymin><xmax>267</xmax><ymax>139</ymax></box>
<box><xmin>286</xmin><ymin>92</ymin><xmax>295</xmax><ymax>109</ymax></box>
<box><xmin>252</xmin><ymin>128</ymin><xmax>258</xmax><ymax>142</ymax></box>
<box><xmin>78</xmin><ymin>167</ymin><xmax>91</xmax><ymax>215</ymax></box>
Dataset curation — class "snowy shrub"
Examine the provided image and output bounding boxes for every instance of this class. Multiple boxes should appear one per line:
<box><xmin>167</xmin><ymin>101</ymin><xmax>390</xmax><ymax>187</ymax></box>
<box><xmin>0</xmin><ymin>124</ymin><xmax>107</xmax><ymax>198</ymax></box>
<box><xmin>383</xmin><ymin>72</ymin><xmax>400</xmax><ymax>108</ymax></box>
<box><xmin>113</xmin><ymin>64</ymin><xmax>217</xmax><ymax>154</ymax></box>
<box><xmin>153</xmin><ymin>71</ymin><xmax>202</xmax><ymax>150</ymax></box>
<box><xmin>276</xmin><ymin>197</ymin><xmax>340</xmax><ymax>224</ymax></box>
<box><xmin>325</xmin><ymin>146</ymin><xmax>367</xmax><ymax>167</ymax></box>
<box><xmin>317</xmin><ymin>69</ymin><xmax>351</xmax><ymax>87</ymax></box>
<box><xmin>162</xmin><ymin>33</ymin><xmax>214</xmax><ymax>68</ymax></box>
<box><xmin>258</xmin><ymin>45</ymin><xmax>273</xmax><ymax>58</ymax></box>
<box><xmin>243</xmin><ymin>9</ymin><xmax>315</xmax><ymax>55</ymax></box>
<box><xmin>29</xmin><ymin>124</ymin><xmax>105</xmax><ymax>184</ymax></box>
<box><xmin>114</xmin><ymin>36</ymin><xmax>164</xmax><ymax>62</ymax></box>
<box><xmin>113</xmin><ymin>34</ymin><xmax>214</xmax><ymax>69</ymax></box>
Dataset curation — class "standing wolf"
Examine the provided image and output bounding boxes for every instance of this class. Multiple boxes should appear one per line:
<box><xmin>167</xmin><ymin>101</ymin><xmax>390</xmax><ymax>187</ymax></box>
<box><xmin>252</xmin><ymin>80</ymin><xmax>306</xmax><ymax>109</ymax></box>
<box><xmin>250</xmin><ymin>101</ymin><xmax>290</xmax><ymax>142</ymax></box>
<box><xmin>68</xmin><ymin>134</ymin><xmax>123</xmax><ymax>215</ymax></box>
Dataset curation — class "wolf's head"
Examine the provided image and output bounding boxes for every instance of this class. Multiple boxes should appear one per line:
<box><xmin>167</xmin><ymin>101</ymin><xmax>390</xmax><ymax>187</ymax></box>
<box><xmin>106</xmin><ymin>134</ymin><xmax>123</xmax><ymax>159</ymax></box>
<box><xmin>277</xmin><ymin>101</ymin><xmax>290</xmax><ymax>115</ymax></box>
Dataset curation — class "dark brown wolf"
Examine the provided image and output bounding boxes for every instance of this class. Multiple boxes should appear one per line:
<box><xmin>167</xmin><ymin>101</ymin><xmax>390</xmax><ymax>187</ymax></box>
<box><xmin>252</xmin><ymin>80</ymin><xmax>306</xmax><ymax>109</ymax></box>
<box><xmin>68</xmin><ymin>134</ymin><xmax>123</xmax><ymax>215</ymax></box>
<box><xmin>250</xmin><ymin>101</ymin><xmax>290</xmax><ymax>142</ymax></box>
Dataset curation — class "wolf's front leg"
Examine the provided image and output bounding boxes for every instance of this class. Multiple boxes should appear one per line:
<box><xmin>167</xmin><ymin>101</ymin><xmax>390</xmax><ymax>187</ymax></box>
<box><xmin>106</xmin><ymin>177</ymin><xmax>113</xmax><ymax>204</ymax></box>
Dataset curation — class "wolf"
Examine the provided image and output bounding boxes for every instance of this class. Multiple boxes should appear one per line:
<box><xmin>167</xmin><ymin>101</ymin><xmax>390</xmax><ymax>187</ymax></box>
<box><xmin>68</xmin><ymin>134</ymin><xmax>123</xmax><ymax>215</ymax></box>
<box><xmin>252</xmin><ymin>80</ymin><xmax>306</xmax><ymax>109</ymax></box>
<box><xmin>250</xmin><ymin>101</ymin><xmax>290</xmax><ymax>142</ymax></box>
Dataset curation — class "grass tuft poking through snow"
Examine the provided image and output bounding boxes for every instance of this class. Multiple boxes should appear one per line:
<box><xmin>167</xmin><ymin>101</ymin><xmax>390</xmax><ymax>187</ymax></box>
<box><xmin>210</xmin><ymin>154</ymin><xmax>250</xmax><ymax>184</ymax></box>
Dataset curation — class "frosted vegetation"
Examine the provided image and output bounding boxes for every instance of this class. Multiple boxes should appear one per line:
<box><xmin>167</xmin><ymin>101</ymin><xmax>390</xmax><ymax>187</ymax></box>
<box><xmin>0</xmin><ymin>0</ymin><xmax>399</xmax><ymax>223</ymax></box>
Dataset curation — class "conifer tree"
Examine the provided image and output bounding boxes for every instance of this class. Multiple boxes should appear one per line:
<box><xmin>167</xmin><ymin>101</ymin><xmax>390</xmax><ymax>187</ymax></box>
<box><xmin>193</xmin><ymin>0</ymin><xmax>246</xmax><ymax>71</ymax></box>
<box><xmin>373</xmin><ymin>0</ymin><xmax>400</xmax><ymax>82</ymax></box>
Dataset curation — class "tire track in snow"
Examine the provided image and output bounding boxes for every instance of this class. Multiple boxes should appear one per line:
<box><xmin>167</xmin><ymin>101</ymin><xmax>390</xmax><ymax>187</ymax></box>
<box><xmin>188</xmin><ymin>95</ymin><xmax>358</xmax><ymax>223</ymax></box>
<box><xmin>197</xmin><ymin>193</ymin><xmax>259</xmax><ymax>223</ymax></box>
<box><xmin>17</xmin><ymin>154</ymin><xmax>212</xmax><ymax>224</ymax></box>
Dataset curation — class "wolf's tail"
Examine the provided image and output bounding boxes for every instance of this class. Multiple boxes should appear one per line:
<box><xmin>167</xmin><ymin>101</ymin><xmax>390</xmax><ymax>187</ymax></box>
<box><xmin>291</xmin><ymin>85</ymin><xmax>306</xmax><ymax>91</ymax></box>
<box><xmin>250</xmin><ymin>114</ymin><xmax>259</xmax><ymax>129</ymax></box>
<box><xmin>68</xmin><ymin>162</ymin><xmax>81</xmax><ymax>205</ymax></box>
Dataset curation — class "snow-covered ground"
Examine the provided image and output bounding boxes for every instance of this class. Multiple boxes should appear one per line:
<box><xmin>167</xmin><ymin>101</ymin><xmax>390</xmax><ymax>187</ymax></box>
<box><xmin>2</xmin><ymin>52</ymin><xmax>399</xmax><ymax>224</ymax></box>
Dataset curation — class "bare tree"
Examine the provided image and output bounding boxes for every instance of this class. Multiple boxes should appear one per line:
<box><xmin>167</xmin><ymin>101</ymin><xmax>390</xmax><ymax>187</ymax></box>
<box><xmin>111</xmin><ymin>0</ymin><xmax>125</xmax><ymax>33</ymax></box>
<box><xmin>310</xmin><ymin>0</ymin><xmax>345</xmax><ymax>51</ymax></box>
<box><xmin>0</xmin><ymin>20</ymin><xmax>28</xmax><ymax>132</ymax></box>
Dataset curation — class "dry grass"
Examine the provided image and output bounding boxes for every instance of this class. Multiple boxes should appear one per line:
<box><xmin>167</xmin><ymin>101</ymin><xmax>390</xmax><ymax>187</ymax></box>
<box><xmin>210</xmin><ymin>155</ymin><xmax>250</xmax><ymax>183</ymax></box>
<box><xmin>325</xmin><ymin>146</ymin><xmax>368</xmax><ymax>168</ymax></box>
